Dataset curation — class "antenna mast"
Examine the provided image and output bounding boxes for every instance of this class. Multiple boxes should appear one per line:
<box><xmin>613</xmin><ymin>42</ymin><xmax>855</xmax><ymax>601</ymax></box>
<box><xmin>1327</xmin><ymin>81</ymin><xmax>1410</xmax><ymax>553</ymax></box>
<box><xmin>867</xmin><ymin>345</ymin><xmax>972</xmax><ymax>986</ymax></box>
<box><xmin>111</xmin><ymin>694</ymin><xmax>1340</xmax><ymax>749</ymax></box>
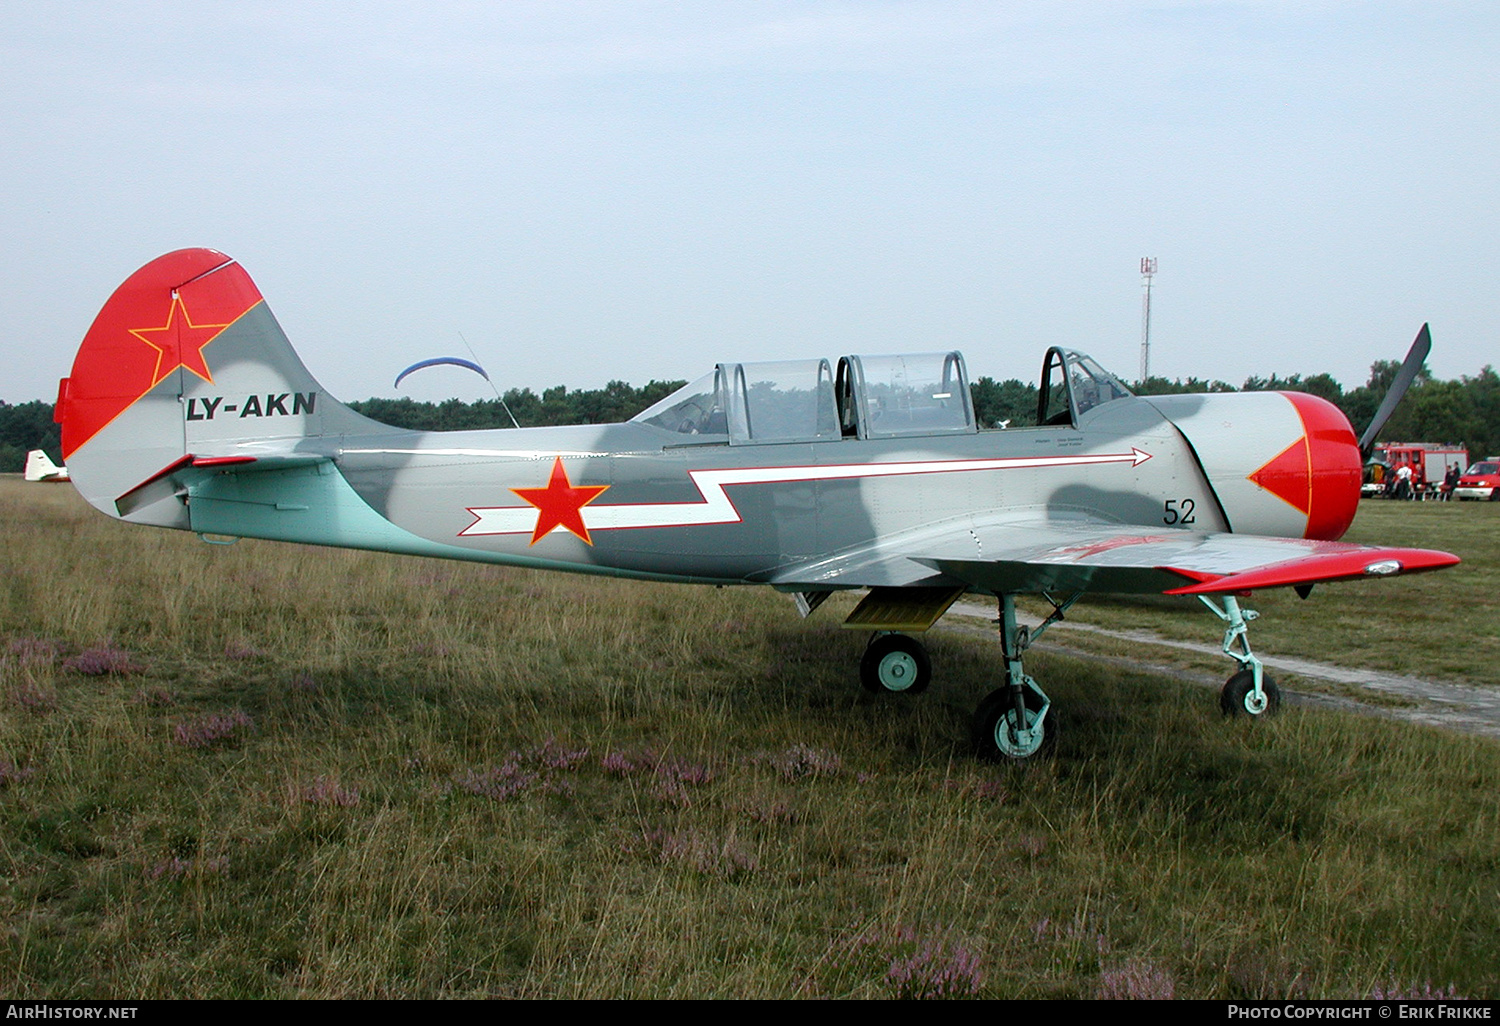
<box><xmin>1139</xmin><ymin>257</ymin><xmax>1157</xmax><ymax>383</ymax></box>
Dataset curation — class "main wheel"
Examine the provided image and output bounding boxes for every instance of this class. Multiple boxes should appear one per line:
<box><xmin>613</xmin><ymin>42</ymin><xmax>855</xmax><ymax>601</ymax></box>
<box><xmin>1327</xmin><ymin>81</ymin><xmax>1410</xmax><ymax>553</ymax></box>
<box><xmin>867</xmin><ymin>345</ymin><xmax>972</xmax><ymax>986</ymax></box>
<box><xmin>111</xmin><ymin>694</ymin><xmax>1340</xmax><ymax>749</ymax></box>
<box><xmin>859</xmin><ymin>634</ymin><xmax>931</xmax><ymax>694</ymax></box>
<box><xmin>1219</xmin><ymin>669</ymin><xmax>1282</xmax><ymax>717</ymax></box>
<box><xmin>973</xmin><ymin>686</ymin><xmax>1053</xmax><ymax>760</ymax></box>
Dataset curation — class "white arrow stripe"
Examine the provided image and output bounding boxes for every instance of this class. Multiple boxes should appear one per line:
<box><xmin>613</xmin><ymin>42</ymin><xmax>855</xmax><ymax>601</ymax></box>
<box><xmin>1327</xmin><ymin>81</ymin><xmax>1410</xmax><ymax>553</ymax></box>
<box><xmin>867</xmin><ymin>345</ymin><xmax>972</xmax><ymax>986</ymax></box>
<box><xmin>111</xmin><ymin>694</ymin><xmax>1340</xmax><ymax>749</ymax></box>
<box><xmin>460</xmin><ymin>447</ymin><xmax>1151</xmax><ymax>537</ymax></box>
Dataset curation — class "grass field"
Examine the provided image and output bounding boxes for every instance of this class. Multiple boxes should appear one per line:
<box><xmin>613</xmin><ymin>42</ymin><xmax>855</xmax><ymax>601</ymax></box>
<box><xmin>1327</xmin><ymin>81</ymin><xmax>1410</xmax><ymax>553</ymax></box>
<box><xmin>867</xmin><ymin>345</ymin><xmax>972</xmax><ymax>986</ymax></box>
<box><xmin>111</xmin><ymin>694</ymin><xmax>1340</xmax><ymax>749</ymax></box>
<box><xmin>1</xmin><ymin>479</ymin><xmax>1497</xmax><ymax>998</ymax></box>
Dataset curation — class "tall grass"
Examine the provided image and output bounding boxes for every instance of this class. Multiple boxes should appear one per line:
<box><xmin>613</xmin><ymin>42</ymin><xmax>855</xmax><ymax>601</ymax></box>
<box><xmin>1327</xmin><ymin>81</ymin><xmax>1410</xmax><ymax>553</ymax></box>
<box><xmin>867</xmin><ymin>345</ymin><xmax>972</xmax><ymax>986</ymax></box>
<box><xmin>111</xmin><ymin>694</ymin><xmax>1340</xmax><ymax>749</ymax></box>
<box><xmin>1</xmin><ymin>479</ymin><xmax>1496</xmax><ymax>997</ymax></box>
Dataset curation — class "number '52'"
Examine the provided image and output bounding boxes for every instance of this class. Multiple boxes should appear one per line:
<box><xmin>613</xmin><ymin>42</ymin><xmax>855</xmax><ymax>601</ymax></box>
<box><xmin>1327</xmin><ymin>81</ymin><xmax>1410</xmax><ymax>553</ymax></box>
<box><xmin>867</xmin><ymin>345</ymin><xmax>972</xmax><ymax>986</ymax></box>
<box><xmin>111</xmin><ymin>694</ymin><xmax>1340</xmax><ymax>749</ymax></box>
<box><xmin>1163</xmin><ymin>498</ymin><xmax>1196</xmax><ymax>525</ymax></box>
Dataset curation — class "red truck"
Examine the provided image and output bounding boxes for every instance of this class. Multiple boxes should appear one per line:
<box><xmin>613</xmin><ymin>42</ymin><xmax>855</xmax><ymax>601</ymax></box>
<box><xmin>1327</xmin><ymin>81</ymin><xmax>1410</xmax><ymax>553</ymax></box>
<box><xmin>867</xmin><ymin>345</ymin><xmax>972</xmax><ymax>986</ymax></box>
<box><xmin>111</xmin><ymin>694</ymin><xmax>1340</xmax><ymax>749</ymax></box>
<box><xmin>1363</xmin><ymin>443</ymin><xmax>1469</xmax><ymax>499</ymax></box>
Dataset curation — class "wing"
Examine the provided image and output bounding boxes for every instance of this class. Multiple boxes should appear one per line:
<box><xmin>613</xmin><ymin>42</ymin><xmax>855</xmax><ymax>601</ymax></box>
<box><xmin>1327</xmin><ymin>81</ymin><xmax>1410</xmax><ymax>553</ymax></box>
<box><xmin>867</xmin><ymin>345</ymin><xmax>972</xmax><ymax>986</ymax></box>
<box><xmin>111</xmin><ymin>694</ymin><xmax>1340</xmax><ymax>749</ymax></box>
<box><xmin>760</xmin><ymin>513</ymin><xmax>1458</xmax><ymax>596</ymax></box>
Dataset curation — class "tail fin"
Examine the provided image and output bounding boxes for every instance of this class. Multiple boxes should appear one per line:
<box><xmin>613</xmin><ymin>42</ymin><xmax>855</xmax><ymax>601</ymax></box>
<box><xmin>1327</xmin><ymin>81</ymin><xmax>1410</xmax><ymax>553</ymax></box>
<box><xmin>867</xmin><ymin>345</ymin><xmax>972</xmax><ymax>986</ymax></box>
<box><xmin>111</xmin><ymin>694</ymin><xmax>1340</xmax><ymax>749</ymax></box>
<box><xmin>24</xmin><ymin>450</ymin><xmax>67</xmax><ymax>482</ymax></box>
<box><xmin>56</xmin><ymin>249</ymin><xmax>375</xmax><ymax>526</ymax></box>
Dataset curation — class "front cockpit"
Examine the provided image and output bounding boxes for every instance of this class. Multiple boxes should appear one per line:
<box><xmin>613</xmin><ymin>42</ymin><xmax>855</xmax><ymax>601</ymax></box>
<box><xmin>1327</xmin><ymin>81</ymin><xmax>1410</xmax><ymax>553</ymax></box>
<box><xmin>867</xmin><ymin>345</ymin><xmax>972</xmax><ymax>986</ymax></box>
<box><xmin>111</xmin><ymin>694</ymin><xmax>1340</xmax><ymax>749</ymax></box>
<box><xmin>1036</xmin><ymin>347</ymin><xmax>1136</xmax><ymax>427</ymax></box>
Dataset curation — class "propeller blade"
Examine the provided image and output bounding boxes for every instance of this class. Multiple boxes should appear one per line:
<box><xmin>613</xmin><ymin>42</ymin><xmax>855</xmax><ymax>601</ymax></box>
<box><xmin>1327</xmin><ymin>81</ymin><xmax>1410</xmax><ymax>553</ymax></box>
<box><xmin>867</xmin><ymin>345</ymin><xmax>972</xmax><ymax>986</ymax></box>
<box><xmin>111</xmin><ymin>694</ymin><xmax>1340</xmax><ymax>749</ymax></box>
<box><xmin>1358</xmin><ymin>324</ymin><xmax>1431</xmax><ymax>459</ymax></box>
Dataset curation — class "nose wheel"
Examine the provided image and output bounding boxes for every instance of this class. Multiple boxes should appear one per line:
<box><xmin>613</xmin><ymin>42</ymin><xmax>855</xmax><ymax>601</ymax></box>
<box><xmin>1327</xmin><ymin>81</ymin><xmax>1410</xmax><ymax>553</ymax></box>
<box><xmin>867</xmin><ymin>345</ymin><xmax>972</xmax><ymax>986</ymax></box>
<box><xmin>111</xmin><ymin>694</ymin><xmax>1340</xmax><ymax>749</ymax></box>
<box><xmin>1201</xmin><ymin>595</ymin><xmax>1283</xmax><ymax>719</ymax></box>
<box><xmin>1220</xmin><ymin>668</ymin><xmax>1282</xmax><ymax>717</ymax></box>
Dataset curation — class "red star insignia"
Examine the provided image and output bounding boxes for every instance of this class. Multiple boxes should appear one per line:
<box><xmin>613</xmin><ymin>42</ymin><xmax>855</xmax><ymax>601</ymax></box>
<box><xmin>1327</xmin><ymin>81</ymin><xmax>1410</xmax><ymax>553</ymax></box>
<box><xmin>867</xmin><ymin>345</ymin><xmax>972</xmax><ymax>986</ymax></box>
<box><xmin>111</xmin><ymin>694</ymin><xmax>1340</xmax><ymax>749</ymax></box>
<box><xmin>128</xmin><ymin>292</ymin><xmax>229</xmax><ymax>387</ymax></box>
<box><xmin>511</xmin><ymin>457</ymin><xmax>610</xmax><ymax>545</ymax></box>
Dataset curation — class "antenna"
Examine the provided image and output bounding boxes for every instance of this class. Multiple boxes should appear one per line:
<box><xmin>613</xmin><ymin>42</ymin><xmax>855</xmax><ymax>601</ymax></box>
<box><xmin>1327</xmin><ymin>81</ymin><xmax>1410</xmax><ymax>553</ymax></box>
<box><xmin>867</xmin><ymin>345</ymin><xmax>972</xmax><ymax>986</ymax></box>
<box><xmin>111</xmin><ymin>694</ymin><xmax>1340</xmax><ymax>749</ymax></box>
<box><xmin>1139</xmin><ymin>257</ymin><xmax>1157</xmax><ymax>383</ymax></box>
<box><xmin>458</xmin><ymin>331</ymin><xmax>521</xmax><ymax>429</ymax></box>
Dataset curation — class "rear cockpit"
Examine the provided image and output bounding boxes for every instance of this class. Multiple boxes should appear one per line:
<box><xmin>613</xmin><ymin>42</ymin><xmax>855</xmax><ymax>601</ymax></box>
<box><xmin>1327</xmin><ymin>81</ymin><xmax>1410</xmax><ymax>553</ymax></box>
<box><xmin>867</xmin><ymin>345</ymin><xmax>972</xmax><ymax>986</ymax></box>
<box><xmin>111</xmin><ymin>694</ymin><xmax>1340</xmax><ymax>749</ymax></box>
<box><xmin>632</xmin><ymin>351</ymin><xmax>977</xmax><ymax>445</ymax></box>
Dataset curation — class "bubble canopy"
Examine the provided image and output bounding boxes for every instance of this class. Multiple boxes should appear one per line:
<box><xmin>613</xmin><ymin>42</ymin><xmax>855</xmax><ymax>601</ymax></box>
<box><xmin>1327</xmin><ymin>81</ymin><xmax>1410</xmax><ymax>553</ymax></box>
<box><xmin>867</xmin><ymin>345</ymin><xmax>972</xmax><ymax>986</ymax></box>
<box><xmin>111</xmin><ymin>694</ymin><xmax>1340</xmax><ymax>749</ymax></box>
<box><xmin>633</xmin><ymin>352</ymin><xmax>980</xmax><ymax>445</ymax></box>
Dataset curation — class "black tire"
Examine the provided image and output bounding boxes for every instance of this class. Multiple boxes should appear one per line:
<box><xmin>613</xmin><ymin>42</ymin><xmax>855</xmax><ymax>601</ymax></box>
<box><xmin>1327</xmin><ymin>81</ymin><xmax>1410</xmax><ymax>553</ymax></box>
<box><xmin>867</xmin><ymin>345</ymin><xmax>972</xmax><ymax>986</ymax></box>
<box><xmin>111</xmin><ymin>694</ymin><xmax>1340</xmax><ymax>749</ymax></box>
<box><xmin>1219</xmin><ymin>669</ymin><xmax>1282</xmax><ymax>717</ymax></box>
<box><xmin>859</xmin><ymin>634</ymin><xmax>931</xmax><ymax>694</ymax></box>
<box><xmin>972</xmin><ymin>686</ymin><xmax>1054</xmax><ymax>761</ymax></box>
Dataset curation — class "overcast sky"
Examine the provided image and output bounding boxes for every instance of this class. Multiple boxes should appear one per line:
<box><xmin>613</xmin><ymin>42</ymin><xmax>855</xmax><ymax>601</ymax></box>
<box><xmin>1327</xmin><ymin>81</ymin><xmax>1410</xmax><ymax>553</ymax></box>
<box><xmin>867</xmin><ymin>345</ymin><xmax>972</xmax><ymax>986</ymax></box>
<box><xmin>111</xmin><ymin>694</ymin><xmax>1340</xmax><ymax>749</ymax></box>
<box><xmin>3</xmin><ymin>1</ymin><xmax>1496</xmax><ymax>405</ymax></box>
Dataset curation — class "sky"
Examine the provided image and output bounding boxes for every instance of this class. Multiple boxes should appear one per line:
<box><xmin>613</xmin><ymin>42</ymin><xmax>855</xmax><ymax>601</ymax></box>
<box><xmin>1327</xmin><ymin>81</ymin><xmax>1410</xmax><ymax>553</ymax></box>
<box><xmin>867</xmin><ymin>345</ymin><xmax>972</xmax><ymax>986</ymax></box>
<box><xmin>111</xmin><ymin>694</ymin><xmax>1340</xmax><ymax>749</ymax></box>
<box><xmin>2</xmin><ymin>1</ymin><xmax>1496</xmax><ymax>406</ymax></box>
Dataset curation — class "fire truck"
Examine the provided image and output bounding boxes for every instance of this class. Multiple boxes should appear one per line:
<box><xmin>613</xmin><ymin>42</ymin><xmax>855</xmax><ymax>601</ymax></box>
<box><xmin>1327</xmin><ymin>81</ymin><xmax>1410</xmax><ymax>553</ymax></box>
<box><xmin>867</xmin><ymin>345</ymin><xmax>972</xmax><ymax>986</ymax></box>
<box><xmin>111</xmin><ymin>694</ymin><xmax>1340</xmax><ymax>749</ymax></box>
<box><xmin>1362</xmin><ymin>443</ymin><xmax>1470</xmax><ymax>499</ymax></box>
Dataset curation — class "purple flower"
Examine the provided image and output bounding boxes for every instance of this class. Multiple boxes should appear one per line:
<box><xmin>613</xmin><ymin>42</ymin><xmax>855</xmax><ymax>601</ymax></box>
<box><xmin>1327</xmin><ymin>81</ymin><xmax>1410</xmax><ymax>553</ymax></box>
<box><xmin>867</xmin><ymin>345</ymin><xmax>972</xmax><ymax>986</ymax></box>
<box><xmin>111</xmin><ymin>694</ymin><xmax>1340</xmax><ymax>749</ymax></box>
<box><xmin>886</xmin><ymin>939</ymin><xmax>984</xmax><ymax>1000</ymax></box>
<box><xmin>173</xmin><ymin>710</ymin><xmax>254</xmax><ymax>748</ymax></box>
<box><xmin>63</xmin><ymin>644</ymin><xmax>141</xmax><ymax>676</ymax></box>
<box><xmin>1097</xmin><ymin>959</ymin><xmax>1176</xmax><ymax>1000</ymax></box>
<box><xmin>299</xmin><ymin>776</ymin><xmax>360</xmax><ymax>807</ymax></box>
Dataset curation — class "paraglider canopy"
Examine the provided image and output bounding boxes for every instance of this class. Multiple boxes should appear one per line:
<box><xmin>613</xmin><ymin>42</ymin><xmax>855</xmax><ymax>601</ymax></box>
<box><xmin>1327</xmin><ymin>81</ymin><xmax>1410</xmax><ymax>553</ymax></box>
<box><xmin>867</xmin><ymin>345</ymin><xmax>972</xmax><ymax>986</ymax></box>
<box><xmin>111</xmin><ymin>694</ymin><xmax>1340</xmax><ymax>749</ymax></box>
<box><xmin>394</xmin><ymin>357</ymin><xmax>490</xmax><ymax>390</ymax></box>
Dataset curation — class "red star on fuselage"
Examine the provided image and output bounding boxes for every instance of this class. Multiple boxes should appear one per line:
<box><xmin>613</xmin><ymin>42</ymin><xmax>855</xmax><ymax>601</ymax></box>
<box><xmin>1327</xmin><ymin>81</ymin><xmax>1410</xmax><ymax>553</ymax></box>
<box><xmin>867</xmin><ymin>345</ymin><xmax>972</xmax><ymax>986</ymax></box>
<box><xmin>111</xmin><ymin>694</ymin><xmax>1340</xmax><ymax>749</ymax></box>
<box><xmin>128</xmin><ymin>292</ymin><xmax>228</xmax><ymax>387</ymax></box>
<box><xmin>511</xmin><ymin>457</ymin><xmax>610</xmax><ymax>545</ymax></box>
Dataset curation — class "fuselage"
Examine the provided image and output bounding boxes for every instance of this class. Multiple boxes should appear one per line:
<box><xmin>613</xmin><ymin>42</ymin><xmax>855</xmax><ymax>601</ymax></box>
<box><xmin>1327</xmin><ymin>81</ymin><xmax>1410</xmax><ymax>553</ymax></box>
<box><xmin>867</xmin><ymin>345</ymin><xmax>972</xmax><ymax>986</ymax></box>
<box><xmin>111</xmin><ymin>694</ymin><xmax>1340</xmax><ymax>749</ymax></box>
<box><xmin>180</xmin><ymin>387</ymin><xmax>1361</xmax><ymax>587</ymax></box>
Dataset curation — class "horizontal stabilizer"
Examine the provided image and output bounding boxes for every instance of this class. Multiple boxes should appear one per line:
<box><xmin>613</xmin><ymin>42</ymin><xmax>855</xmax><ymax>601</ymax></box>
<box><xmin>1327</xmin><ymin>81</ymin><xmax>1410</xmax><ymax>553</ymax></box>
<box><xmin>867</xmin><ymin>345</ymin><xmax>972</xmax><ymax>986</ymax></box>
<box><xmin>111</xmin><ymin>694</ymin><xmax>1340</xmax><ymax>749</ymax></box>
<box><xmin>114</xmin><ymin>452</ymin><xmax>332</xmax><ymax>518</ymax></box>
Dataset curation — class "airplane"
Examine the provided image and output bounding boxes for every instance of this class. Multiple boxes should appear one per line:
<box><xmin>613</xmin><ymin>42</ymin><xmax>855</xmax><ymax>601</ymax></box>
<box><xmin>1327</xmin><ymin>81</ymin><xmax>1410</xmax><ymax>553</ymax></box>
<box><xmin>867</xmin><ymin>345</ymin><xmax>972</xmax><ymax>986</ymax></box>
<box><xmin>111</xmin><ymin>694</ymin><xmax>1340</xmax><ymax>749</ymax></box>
<box><xmin>24</xmin><ymin>449</ymin><xmax>69</xmax><ymax>482</ymax></box>
<box><xmin>53</xmin><ymin>249</ymin><xmax>1460</xmax><ymax>759</ymax></box>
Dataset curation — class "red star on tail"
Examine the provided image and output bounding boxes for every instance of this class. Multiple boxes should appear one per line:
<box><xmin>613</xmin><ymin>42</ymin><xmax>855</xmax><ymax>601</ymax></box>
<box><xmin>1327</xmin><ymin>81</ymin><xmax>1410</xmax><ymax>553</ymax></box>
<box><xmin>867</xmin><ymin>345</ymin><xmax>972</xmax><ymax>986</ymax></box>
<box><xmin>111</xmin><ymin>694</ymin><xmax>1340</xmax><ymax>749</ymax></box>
<box><xmin>511</xmin><ymin>457</ymin><xmax>610</xmax><ymax>545</ymax></box>
<box><xmin>128</xmin><ymin>293</ymin><xmax>228</xmax><ymax>386</ymax></box>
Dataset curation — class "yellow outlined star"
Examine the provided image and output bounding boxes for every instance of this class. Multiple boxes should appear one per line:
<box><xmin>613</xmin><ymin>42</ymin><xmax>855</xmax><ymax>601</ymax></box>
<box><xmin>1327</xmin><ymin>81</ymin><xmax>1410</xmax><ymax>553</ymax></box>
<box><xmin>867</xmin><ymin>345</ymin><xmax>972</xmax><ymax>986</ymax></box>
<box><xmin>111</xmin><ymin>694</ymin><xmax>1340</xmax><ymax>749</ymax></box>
<box><xmin>128</xmin><ymin>292</ymin><xmax>228</xmax><ymax>387</ymax></box>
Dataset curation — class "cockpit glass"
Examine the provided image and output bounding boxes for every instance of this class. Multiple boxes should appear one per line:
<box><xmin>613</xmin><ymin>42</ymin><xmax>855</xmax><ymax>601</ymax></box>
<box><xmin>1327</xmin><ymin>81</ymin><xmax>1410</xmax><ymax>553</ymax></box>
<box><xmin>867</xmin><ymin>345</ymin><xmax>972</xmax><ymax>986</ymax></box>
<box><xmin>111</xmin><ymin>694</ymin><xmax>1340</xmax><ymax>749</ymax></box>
<box><xmin>631</xmin><ymin>370</ymin><xmax>729</xmax><ymax>438</ymax></box>
<box><xmin>1066</xmin><ymin>352</ymin><xmax>1134</xmax><ymax>417</ymax></box>
<box><xmin>1040</xmin><ymin>348</ymin><xmax>1134</xmax><ymax>425</ymax></box>
<box><xmin>730</xmin><ymin>360</ymin><xmax>839</xmax><ymax>444</ymax></box>
<box><xmin>854</xmin><ymin>352</ymin><xmax>973</xmax><ymax>437</ymax></box>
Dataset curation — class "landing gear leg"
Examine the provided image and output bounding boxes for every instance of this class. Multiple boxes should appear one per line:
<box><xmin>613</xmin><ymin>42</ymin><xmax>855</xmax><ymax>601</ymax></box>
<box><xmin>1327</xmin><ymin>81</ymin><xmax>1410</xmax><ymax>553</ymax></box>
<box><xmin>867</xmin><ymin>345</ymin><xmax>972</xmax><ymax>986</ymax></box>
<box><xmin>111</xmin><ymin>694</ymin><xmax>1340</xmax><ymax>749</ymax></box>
<box><xmin>973</xmin><ymin>592</ymin><xmax>1077</xmax><ymax>760</ymax></box>
<box><xmin>1200</xmin><ymin>595</ymin><xmax>1282</xmax><ymax>717</ymax></box>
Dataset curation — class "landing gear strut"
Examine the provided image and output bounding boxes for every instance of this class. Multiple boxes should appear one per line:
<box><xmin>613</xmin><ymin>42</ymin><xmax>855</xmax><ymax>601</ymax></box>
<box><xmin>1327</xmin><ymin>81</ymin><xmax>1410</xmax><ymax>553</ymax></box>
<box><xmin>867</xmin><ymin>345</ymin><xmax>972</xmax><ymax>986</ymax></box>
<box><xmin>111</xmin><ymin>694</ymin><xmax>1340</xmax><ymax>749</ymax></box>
<box><xmin>1200</xmin><ymin>595</ymin><xmax>1282</xmax><ymax>717</ymax></box>
<box><xmin>972</xmin><ymin>592</ymin><xmax>1078</xmax><ymax>761</ymax></box>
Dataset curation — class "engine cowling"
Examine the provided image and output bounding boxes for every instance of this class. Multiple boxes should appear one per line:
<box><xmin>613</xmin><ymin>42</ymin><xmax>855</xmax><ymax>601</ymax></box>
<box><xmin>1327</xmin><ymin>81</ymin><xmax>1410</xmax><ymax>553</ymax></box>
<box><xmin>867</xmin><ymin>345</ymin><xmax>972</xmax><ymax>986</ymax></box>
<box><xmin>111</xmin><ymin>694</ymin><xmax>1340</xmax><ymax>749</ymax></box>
<box><xmin>1145</xmin><ymin>391</ymin><xmax>1362</xmax><ymax>541</ymax></box>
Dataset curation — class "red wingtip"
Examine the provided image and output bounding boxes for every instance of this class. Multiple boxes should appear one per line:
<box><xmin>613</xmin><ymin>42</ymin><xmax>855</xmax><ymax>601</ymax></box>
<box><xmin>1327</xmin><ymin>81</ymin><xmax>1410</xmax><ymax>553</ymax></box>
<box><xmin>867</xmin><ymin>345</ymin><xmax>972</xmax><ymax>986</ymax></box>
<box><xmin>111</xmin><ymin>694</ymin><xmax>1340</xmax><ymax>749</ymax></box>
<box><xmin>1163</xmin><ymin>547</ymin><xmax>1460</xmax><ymax>595</ymax></box>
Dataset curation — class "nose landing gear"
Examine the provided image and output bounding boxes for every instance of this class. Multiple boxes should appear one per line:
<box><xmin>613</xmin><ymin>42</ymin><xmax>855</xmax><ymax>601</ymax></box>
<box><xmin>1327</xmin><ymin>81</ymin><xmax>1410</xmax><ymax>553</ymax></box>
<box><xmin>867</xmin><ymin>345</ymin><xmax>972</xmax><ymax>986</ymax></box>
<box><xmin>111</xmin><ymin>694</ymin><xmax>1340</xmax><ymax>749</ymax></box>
<box><xmin>1200</xmin><ymin>595</ymin><xmax>1282</xmax><ymax>717</ymax></box>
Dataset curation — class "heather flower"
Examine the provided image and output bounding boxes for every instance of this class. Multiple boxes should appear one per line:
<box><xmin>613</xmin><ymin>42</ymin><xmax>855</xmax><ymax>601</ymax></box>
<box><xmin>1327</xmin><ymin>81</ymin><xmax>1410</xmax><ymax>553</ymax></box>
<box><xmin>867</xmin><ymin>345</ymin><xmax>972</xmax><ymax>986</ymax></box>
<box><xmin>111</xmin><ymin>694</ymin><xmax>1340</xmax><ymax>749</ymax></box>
<box><xmin>1098</xmin><ymin>959</ymin><xmax>1175</xmax><ymax>1000</ymax></box>
<box><xmin>7</xmin><ymin>637</ymin><xmax>60</xmax><ymax>664</ymax></box>
<box><xmin>454</xmin><ymin>759</ymin><xmax>536</xmax><ymax>802</ymax></box>
<box><xmin>0</xmin><ymin>759</ymin><xmax>35</xmax><ymax>787</ymax></box>
<box><xmin>530</xmin><ymin>736</ymin><xmax>589</xmax><ymax>770</ymax></box>
<box><xmin>455</xmin><ymin>737</ymin><xmax>592</xmax><ymax>802</ymax></box>
<box><xmin>173</xmin><ymin>710</ymin><xmax>254</xmax><ymax>748</ymax></box>
<box><xmin>134</xmin><ymin>686</ymin><xmax>175</xmax><ymax>707</ymax></box>
<box><xmin>63</xmin><ymin>644</ymin><xmax>141</xmax><ymax>676</ymax></box>
<box><xmin>147</xmin><ymin>855</ymin><xmax>228</xmax><ymax>881</ymax></box>
<box><xmin>8</xmin><ymin>681</ymin><xmax>57</xmax><ymax>712</ymax></box>
<box><xmin>887</xmin><ymin>939</ymin><xmax>984</xmax><ymax>1000</ymax></box>
<box><xmin>647</xmin><ymin>829</ymin><xmax>758</xmax><ymax>876</ymax></box>
<box><xmin>600</xmin><ymin>751</ymin><xmax>642</xmax><ymax>776</ymax></box>
<box><xmin>299</xmin><ymin>776</ymin><xmax>360</xmax><ymax>807</ymax></box>
<box><xmin>766</xmin><ymin>743</ymin><xmax>842</xmax><ymax>779</ymax></box>
<box><xmin>600</xmin><ymin>747</ymin><xmax>659</xmax><ymax>776</ymax></box>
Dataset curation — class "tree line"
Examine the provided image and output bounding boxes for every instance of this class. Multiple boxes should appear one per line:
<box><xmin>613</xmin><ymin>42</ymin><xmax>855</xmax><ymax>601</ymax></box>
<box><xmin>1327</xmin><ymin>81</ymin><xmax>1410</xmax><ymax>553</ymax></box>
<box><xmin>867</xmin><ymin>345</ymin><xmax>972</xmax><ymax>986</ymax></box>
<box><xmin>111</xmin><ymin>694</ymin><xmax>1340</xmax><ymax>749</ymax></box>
<box><xmin>6</xmin><ymin>362</ymin><xmax>1498</xmax><ymax>473</ymax></box>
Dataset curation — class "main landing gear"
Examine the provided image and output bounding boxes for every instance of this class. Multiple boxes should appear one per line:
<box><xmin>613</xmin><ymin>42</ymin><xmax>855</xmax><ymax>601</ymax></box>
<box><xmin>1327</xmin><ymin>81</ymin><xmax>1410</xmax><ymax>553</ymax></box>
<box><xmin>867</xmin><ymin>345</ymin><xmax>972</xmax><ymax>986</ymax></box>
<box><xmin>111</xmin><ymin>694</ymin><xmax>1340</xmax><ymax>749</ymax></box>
<box><xmin>1199</xmin><ymin>595</ymin><xmax>1282</xmax><ymax>717</ymax></box>
<box><xmin>856</xmin><ymin>590</ymin><xmax>1283</xmax><ymax>762</ymax></box>
<box><xmin>972</xmin><ymin>592</ymin><xmax>1078</xmax><ymax>761</ymax></box>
